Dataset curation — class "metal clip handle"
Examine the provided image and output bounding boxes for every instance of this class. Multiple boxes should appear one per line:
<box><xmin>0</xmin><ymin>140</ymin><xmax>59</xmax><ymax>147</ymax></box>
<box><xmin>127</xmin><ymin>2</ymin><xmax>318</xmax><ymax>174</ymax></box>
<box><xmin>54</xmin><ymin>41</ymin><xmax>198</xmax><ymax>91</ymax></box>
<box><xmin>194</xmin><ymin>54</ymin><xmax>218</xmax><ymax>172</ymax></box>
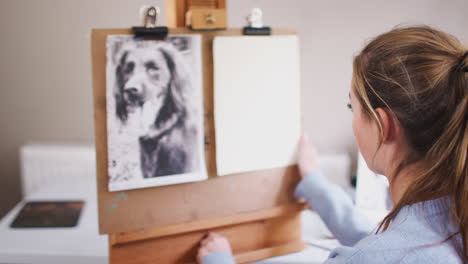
<box><xmin>246</xmin><ymin>8</ymin><xmax>263</xmax><ymax>28</ymax></box>
<box><xmin>144</xmin><ymin>6</ymin><xmax>159</xmax><ymax>28</ymax></box>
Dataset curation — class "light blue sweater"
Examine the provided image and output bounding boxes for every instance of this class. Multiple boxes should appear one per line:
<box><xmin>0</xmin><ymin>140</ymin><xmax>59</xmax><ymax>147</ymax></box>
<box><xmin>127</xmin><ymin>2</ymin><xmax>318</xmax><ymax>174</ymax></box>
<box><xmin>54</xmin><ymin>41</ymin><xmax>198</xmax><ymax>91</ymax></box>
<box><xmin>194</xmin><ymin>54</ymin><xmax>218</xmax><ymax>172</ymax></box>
<box><xmin>202</xmin><ymin>170</ymin><xmax>462</xmax><ymax>264</ymax></box>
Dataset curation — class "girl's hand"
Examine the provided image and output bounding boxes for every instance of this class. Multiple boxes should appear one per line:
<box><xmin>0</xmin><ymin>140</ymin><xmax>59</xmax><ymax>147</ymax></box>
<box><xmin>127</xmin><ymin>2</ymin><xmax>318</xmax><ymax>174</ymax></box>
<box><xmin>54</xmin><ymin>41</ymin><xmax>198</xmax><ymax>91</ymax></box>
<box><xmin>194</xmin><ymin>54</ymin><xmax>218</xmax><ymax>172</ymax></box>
<box><xmin>298</xmin><ymin>133</ymin><xmax>320</xmax><ymax>178</ymax></box>
<box><xmin>197</xmin><ymin>232</ymin><xmax>233</xmax><ymax>264</ymax></box>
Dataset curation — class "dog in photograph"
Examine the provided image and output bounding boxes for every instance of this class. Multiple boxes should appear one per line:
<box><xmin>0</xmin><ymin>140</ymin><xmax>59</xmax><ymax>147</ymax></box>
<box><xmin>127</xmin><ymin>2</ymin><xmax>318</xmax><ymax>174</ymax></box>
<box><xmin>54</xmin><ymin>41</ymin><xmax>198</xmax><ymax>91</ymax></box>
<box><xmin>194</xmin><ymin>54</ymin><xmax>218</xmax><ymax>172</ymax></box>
<box><xmin>114</xmin><ymin>40</ymin><xmax>199</xmax><ymax>178</ymax></box>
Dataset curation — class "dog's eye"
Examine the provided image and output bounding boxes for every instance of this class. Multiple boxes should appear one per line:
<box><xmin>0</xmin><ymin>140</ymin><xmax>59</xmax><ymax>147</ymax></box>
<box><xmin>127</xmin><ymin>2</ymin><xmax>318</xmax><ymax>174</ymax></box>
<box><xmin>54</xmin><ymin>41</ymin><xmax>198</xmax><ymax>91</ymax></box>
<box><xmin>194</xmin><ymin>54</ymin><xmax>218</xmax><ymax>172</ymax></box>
<box><xmin>145</xmin><ymin>61</ymin><xmax>159</xmax><ymax>71</ymax></box>
<box><xmin>124</xmin><ymin>62</ymin><xmax>134</xmax><ymax>74</ymax></box>
<box><xmin>146</xmin><ymin>62</ymin><xmax>160</xmax><ymax>76</ymax></box>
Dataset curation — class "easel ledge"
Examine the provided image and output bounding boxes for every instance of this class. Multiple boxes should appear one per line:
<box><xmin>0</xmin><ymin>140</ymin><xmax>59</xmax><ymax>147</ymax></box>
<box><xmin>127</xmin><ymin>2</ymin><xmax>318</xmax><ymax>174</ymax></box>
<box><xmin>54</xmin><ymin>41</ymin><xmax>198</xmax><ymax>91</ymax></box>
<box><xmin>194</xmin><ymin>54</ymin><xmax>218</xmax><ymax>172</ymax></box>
<box><xmin>110</xmin><ymin>204</ymin><xmax>307</xmax><ymax>246</ymax></box>
<box><xmin>109</xmin><ymin>204</ymin><xmax>307</xmax><ymax>264</ymax></box>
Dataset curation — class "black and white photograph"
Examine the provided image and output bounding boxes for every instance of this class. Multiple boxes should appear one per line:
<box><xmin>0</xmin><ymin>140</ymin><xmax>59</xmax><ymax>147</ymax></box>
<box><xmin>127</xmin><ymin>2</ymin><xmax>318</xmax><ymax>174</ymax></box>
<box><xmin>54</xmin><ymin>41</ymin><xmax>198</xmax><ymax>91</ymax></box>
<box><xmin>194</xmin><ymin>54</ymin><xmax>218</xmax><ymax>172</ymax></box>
<box><xmin>106</xmin><ymin>34</ymin><xmax>206</xmax><ymax>192</ymax></box>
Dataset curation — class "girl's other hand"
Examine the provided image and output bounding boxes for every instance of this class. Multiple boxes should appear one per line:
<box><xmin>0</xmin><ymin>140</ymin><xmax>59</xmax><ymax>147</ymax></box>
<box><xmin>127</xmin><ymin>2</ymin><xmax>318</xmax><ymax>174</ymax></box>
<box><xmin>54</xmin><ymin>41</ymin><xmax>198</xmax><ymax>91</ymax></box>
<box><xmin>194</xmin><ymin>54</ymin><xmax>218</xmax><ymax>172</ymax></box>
<box><xmin>298</xmin><ymin>133</ymin><xmax>320</xmax><ymax>178</ymax></box>
<box><xmin>197</xmin><ymin>232</ymin><xmax>233</xmax><ymax>264</ymax></box>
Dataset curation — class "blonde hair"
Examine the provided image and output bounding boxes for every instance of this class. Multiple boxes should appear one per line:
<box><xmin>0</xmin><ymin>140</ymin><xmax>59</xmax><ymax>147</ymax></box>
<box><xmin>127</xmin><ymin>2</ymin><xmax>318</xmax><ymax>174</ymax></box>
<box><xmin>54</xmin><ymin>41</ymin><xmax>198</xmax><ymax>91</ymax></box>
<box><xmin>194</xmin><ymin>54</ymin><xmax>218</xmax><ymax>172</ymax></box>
<box><xmin>352</xmin><ymin>26</ymin><xmax>467</xmax><ymax>261</ymax></box>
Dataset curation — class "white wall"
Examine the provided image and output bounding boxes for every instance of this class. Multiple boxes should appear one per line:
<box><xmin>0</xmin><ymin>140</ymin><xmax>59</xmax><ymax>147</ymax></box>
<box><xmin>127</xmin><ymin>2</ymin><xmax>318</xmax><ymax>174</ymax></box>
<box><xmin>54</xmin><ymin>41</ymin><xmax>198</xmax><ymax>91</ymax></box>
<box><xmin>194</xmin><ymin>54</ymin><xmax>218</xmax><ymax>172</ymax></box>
<box><xmin>0</xmin><ymin>0</ymin><xmax>467</xmax><ymax>217</ymax></box>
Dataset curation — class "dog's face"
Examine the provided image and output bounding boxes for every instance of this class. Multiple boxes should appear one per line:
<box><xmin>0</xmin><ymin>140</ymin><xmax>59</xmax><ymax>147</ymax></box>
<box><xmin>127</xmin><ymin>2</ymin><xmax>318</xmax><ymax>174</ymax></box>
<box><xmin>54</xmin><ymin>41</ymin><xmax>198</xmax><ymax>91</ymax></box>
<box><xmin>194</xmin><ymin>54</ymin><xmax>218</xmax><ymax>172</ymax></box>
<box><xmin>116</xmin><ymin>46</ymin><xmax>173</xmax><ymax>117</ymax></box>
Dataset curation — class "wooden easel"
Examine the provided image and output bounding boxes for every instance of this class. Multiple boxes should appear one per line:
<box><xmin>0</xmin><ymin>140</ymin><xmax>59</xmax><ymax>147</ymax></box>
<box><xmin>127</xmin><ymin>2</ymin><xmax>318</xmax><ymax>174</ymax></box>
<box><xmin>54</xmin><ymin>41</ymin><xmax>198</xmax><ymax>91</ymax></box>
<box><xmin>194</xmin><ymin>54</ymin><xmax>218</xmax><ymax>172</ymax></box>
<box><xmin>92</xmin><ymin>1</ymin><xmax>306</xmax><ymax>263</ymax></box>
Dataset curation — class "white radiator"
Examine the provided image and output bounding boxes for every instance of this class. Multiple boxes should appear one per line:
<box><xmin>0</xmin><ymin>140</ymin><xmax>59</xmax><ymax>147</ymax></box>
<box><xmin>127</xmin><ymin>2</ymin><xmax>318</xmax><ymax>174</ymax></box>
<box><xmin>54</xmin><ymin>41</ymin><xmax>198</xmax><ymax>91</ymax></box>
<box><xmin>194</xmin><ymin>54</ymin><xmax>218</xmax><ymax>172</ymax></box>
<box><xmin>19</xmin><ymin>142</ymin><xmax>96</xmax><ymax>197</ymax></box>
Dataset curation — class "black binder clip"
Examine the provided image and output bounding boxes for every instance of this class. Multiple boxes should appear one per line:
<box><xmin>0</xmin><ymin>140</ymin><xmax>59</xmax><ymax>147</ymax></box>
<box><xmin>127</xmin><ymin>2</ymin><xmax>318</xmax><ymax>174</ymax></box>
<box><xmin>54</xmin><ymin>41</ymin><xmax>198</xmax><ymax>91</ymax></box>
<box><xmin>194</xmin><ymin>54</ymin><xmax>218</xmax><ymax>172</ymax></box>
<box><xmin>132</xmin><ymin>6</ymin><xmax>168</xmax><ymax>39</ymax></box>
<box><xmin>243</xmin><ymin>8</ymin><xmax>271</xmax><ymax>36</ymax></box>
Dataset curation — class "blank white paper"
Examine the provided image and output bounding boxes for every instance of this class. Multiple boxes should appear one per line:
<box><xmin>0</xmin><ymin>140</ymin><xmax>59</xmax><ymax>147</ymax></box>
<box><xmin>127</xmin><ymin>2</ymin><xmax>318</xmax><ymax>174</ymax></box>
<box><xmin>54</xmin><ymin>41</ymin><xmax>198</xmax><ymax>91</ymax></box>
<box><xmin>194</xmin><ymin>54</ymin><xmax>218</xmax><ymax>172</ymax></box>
<box><xmin>213</xmin><ymin>35</ymin><xmax>301</xmax><ymax>176</ymax></box>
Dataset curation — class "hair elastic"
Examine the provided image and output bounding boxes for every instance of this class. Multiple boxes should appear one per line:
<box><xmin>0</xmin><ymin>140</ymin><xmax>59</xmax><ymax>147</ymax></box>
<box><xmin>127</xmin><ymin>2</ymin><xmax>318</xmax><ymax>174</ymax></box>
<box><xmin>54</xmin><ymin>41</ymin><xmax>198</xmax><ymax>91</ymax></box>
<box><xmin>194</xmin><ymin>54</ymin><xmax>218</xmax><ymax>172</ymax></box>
<box><xmin>457</xmin><ymin>51</ymin><xmax>468</xmax><ymax>72</ymax></box>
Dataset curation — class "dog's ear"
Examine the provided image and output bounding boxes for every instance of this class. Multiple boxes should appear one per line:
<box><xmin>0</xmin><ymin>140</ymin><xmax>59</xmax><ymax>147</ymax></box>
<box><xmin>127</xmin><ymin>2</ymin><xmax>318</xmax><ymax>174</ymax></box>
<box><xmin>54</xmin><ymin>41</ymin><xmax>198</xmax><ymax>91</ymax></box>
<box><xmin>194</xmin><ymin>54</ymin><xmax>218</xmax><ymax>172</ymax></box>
<box><xmin>115</xmin><ymin>51</ymin><xmax>128</xmax><ymax>122</ymax></box>
<box><xmin>159</xmin><ymin>45</ymin><xmax>193</xmax><ymax>109</ymax></box>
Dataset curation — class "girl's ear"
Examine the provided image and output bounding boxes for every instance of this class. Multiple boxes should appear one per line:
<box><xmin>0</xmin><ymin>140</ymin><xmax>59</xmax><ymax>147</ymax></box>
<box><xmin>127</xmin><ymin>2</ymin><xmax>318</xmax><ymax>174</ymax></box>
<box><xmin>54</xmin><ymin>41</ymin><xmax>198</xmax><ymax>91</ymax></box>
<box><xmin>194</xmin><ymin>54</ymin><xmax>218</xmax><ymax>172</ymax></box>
<box><xmin>375</xmin><ymin>108</ymin><xmax>402</xmax><ymax>143</ymax></box>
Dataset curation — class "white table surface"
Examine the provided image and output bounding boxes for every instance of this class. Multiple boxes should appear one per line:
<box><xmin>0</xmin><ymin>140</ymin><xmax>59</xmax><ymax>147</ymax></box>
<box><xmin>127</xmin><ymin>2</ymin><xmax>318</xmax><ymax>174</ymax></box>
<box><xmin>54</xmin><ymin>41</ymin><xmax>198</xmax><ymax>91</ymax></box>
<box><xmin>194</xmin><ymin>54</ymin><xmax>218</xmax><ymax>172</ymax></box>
<box><xmin>0</xmin><ymin>179</ymin><xmax>335</xmax><ymax>264</ymax></box>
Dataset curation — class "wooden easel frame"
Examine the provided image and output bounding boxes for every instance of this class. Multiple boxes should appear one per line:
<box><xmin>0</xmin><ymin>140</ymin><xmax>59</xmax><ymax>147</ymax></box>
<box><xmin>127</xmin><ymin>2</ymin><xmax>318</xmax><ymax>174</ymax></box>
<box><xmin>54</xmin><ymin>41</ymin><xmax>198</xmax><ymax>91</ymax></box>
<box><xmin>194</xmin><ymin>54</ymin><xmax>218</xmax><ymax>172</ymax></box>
<box><xmin>91</xmin><ymin>2</ymin><xmax>306</xmax><ymax>263</ymax></box>
<box><xmin>92</xmin><ymin>27</ymin><xmax>305</xmax><ymax>264</ymax></box>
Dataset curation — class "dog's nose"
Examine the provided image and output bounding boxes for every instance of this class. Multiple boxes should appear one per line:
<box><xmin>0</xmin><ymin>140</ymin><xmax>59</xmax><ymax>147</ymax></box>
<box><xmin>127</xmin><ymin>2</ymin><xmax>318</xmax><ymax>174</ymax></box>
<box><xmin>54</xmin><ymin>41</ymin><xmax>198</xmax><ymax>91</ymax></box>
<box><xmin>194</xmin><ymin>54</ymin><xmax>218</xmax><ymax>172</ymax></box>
<box><xmin>123</xmin><ymin>87</ymin><xmax>144</xmax><ymax>105</ymax></box>
<box><xmin>124</xmin><ymin>87</ymin><xmax>139</xmax><ymax>95</ymax></box>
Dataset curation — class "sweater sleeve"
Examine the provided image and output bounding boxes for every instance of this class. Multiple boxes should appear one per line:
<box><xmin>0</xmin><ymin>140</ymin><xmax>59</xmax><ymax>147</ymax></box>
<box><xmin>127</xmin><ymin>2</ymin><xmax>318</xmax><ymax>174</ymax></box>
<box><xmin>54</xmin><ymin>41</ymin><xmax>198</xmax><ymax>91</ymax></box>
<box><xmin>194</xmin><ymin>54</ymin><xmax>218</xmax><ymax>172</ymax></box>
<box><xmin>202</xmin><ymin>251</ymin><xmax>236</xmax><ymax>264</ymax></box>
<box><xmin>294</xmin><ymin>170</ymin><xmax>375</xmax><ymax>246</ymax></box>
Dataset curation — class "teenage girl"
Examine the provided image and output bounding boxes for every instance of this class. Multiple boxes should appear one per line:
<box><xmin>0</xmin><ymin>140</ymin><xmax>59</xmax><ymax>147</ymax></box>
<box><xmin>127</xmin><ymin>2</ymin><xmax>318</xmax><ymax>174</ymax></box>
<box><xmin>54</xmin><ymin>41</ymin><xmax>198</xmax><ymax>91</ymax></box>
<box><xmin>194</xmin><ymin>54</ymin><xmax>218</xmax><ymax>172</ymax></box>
<box><xmin>197</xmin><ymin>26</ymin><xmax>468</xmax><ymax>263</ymax></box>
